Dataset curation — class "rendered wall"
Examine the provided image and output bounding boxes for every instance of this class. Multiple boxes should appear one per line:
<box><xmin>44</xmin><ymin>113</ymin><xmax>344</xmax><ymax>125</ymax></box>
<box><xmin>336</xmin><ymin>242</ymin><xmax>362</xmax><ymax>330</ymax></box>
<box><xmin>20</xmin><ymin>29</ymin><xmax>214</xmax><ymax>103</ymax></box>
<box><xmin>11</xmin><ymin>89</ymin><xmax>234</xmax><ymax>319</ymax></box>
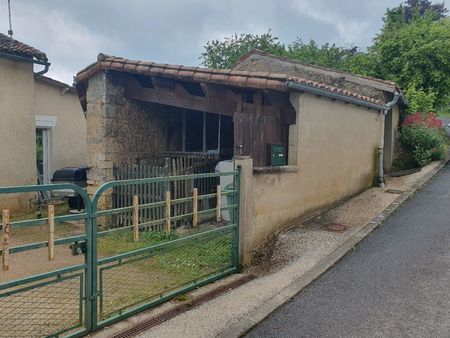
<box><xmin>0</xmin><ymin>58</ymin><xmax>35</xmax><ymax>209</ymax></box>
<box><xmin>246</xmin><ymin>93</ymin><xmax>385</xmax><ymax>258</ymax></box>
<box><xmin>34</xmin><ymin>79</ymin><xmax>88</xmax><ymax>173</ymax></box>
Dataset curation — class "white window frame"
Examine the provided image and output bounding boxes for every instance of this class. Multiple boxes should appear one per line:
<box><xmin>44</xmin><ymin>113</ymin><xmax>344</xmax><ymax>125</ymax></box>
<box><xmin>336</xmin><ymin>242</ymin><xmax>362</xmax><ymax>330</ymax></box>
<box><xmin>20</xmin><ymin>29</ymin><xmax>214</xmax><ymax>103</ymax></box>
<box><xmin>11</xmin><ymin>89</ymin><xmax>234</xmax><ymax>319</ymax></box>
<box><xmin>36</xmin><ymin>115</ymin><xmax>56</xmax><ymax>184</ymax></box>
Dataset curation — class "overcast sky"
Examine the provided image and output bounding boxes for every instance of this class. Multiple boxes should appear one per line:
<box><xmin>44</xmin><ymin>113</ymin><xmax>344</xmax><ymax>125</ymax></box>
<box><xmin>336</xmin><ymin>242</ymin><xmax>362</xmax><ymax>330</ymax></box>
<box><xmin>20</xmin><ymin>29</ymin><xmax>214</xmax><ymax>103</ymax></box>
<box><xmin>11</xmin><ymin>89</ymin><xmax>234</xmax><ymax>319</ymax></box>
<box><xmin>1</xmin><ymin>0</ymin><xmax>447</xmax><ymax>84</ymax></box>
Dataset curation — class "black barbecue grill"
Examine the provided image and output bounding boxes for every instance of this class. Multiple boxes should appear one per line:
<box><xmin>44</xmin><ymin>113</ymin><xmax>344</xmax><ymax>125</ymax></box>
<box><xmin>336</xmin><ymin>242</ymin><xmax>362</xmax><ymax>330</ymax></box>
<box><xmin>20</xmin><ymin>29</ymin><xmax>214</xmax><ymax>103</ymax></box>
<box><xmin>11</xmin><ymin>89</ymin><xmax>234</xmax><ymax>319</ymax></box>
<box><xmin>51</xmin><ymin>166</ymin><xmax>88</xmax><ymax>210</ymax></box>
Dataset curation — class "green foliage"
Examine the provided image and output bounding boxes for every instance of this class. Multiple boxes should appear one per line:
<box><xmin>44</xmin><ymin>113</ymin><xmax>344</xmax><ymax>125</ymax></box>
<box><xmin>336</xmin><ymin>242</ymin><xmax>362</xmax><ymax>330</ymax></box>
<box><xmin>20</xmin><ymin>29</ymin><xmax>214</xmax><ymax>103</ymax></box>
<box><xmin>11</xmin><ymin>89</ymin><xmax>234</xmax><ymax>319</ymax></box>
<box><xmin>370</xmin><ymin>14</ymin><xmax>450</xmax><ymax>109</ymax></box>
<box><xmin>285</xmin><ymin>39</ymin><xmax>355</xmax><ymax>70</ymax></box>
<box><xmin>200</xmin><ymin>30</ymin><xmax>356</xmax><ymax>70</ymax></box>
<box><xmin>36</xmin><ymin>129</ymin><xmax>43</xmax><ymax>161</ymax></box>
<box><xmin>344</xmin><ymin>52</ymin><xmax>378</xmax><ymax>77</ymax></box>
<box><xmin>405</xmin><ymin>84</ymin><xmax>437</xmax><ymax>112</ymax></box>
<box><xmin>400</xmin><ymin>125</ymin><xmax>448</xmax><ymax>166</ymax></box>
<box><xmin>385</xmin><ymin>0</ymin><xmax>447</xmax><ymax>26</ymax></box>
<box><xmin>432</xmin><ymin>142</ymin><xmax>448</xmax><ymax>160</ymax></box>
<box><xmin>200</xmin><ymin>30</ymin><xmax>285</xmax><ymax>69</ymax></box>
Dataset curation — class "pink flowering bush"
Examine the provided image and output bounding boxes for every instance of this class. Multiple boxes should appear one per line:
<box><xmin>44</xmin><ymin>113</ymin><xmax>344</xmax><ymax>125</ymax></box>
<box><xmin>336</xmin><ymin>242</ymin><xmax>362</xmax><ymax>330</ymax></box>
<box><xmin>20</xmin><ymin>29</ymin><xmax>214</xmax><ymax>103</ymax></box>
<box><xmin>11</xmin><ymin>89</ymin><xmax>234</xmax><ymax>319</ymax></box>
<box><xmin>400</xmin><ymin>112</ymin><xmax>447</xmax><ymax>166</ymax></box>
<box><xmin>402</xmin><ymin>112</ymin><xmax>443</xmax><ymax>128</ymax></box>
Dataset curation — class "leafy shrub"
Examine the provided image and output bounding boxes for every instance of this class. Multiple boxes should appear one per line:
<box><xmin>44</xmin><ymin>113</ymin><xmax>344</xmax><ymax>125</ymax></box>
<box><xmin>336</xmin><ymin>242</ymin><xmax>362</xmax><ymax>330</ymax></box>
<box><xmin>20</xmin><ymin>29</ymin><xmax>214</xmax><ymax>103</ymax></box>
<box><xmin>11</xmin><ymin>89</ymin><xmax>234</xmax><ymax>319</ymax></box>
<box><xmin>432</xmin><ymin>143</ymin><xmax>448</xmax><ymax>161</ymax></box>
<box><xmin>405</xmin><ymin>85</ymin><xmax>436</xmax><ymax>114</ymax></box>
<box><xmin>401</xmin><ymin>124</ymin><xmax>448</xmax><ymax>166</ymax></box>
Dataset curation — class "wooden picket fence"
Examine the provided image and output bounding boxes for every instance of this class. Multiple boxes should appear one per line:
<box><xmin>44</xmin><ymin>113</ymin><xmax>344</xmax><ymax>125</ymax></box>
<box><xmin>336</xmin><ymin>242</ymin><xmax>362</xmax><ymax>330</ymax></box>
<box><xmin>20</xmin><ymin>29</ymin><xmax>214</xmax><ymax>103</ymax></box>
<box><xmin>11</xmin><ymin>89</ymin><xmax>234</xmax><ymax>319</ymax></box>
<box><xmin>112</xmin><ymin>153</ymin><xmax>219</xmax><ymax>229</ymax></box>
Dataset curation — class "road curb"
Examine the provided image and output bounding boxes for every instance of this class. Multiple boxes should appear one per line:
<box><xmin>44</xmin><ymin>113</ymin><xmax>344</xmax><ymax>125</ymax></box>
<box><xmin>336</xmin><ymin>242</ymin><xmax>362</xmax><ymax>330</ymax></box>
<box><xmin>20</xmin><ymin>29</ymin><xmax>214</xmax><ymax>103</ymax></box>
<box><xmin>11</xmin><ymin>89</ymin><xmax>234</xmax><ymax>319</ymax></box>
<box><xmin>217</xmin><ymin>157</ymin><xmax>450</xmax><ymax>338</ymax></box>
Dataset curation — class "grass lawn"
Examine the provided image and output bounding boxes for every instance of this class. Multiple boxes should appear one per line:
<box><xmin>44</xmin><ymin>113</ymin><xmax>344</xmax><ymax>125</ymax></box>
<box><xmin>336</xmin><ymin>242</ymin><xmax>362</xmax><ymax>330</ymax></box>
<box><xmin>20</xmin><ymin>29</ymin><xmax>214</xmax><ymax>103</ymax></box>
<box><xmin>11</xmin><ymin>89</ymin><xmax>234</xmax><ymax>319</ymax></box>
<box><xmin>97</xmin><ymin>226</ymin><xmax>234</xmax><ymax>318</ymax></box>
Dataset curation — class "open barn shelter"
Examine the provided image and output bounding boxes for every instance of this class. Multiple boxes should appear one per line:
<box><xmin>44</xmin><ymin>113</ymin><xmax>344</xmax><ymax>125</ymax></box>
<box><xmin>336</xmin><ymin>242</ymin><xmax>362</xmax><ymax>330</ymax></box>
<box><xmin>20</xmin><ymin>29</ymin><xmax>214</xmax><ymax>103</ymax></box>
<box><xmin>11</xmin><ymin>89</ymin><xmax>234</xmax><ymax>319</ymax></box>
<box><xmin>75</xmin><ymin>52</ymin><xmax>407</xmax><ymax>262</ymax></box>
<box><xmin>75</xmin><ymin>53</ymin><xmax>297</xmax><ymax>189</ymax></box>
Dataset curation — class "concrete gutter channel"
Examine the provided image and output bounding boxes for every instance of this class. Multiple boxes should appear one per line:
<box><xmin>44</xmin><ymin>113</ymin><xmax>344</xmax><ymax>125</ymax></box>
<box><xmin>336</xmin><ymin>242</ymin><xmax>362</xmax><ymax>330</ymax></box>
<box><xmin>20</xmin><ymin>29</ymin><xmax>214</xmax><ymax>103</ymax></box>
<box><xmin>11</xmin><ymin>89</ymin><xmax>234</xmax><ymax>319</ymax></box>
<box><xmin>93</xmin><ymin>157</ymin><xmax>449</xmax><ymax>338</ymax></box>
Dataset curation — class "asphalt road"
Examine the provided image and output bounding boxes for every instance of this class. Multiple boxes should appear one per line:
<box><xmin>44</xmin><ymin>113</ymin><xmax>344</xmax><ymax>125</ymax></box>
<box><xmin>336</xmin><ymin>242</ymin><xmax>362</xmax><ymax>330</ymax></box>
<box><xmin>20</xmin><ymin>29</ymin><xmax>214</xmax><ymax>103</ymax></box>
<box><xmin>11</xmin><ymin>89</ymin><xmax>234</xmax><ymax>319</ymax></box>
<box><xmin>246</xmin><ymin>163</ymin><xmax>450</xmax><ymax>338</ymax></box>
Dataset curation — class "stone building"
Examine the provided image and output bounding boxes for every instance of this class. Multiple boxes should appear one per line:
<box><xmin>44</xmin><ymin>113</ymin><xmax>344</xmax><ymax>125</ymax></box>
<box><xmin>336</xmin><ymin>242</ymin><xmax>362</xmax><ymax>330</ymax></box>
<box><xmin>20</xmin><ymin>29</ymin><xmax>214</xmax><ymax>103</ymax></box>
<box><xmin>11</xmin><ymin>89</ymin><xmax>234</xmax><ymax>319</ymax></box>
<box><xmin>75</xmin><ymin>51</ymin><xmax>407</xmax><ymax>262</ymax></box>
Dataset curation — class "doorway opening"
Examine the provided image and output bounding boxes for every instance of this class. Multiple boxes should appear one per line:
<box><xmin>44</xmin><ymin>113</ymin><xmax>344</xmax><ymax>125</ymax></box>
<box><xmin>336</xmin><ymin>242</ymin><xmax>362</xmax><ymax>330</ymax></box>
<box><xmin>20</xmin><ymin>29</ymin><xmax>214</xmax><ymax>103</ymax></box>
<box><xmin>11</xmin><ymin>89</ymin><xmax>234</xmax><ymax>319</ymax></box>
<box><xmin>36</xmin><ymin>128</ymin><xmax>52</xmax><ymax>184</ymax></box>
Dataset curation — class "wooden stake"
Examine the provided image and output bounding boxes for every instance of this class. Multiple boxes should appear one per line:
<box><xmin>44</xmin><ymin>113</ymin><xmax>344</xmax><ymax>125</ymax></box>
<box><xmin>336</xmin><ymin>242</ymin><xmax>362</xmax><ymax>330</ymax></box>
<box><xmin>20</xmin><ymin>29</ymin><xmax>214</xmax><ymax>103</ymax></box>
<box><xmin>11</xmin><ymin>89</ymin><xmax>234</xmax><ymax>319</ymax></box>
<box><xmin>193</xmin><ymin>188</ymin><xmax>198</xmax><ymax>227</ymax></box>
<box><xmin>133</xmin><ymin>195</ymin><xmax>139</xmax><ymax>242</ymax></box>
<box><xmin>2</xmin><ymin>209</ymin><xmax>10</xmax><ymax>271</ymax></box>
<box><xmin>48</xmin><ymin>204</ymin><xmax>55</xmax><ymax>261</ymax></box>
<box><xmin>216</xmin><ymin>185</ymin><xmax>222</xmax><ymax>222</ymax></box>
<box><xmin>165</xmin><ymin>191</ymin><xmax>171</xmax><ymax>236</ymax></box>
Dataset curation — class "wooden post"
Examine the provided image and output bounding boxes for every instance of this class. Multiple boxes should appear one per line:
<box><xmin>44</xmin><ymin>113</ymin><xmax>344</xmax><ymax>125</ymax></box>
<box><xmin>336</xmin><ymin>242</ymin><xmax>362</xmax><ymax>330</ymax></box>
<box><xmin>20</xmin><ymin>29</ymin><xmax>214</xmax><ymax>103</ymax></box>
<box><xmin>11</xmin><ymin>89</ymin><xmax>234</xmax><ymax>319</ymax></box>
<box><xmin>2</xmin><ymin>209</ymin><xmax>10</xmax><ymax>271</ymax></box>
<box><xmin>193</xmin><ymin>188</ymin><xmax>198</xmax><ymax>227</ymax></box>
<box><xmin>165</xmin><ymin>191</ymin><xmax>171</xmax><ymax>236</ymax></box>
<box><xmin>216</xmin><ymin>185</ymin><xmax>222</xmax><ymax>222</ymax></box>
<box><xmin>48</xmin><ymin>204</ymin><xmax>55</xmax><ymax>261</ymax></box>
<box><xmin>133</xmin><ymin>195</ymin><xmax>139</xmax><ymax>242</ymax></box>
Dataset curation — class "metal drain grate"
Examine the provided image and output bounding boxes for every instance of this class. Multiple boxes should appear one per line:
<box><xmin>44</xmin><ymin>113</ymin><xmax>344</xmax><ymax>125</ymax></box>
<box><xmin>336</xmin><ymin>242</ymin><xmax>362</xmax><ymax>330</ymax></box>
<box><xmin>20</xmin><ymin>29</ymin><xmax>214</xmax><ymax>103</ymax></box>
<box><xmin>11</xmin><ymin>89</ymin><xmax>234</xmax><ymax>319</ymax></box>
<box><xmin>111</xmin><ymin>274</ymin><xmax>256</xmax><ymax>338</ymax></box>
<box><xmin>325</xmin><ymin>223</ymin><xmax>348</xmax><ymax>232</ymax></box>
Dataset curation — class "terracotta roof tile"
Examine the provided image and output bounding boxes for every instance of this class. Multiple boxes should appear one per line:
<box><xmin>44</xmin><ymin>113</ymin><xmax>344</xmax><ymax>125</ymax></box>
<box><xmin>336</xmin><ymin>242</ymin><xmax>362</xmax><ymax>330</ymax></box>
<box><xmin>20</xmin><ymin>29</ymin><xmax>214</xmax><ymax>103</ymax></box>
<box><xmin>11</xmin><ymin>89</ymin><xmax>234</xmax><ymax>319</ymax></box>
<box><xmin>0</xmin><ymin>33</ymin><xmax>47</xmax><ymax>62</ymax></box>
<box><xmin>75</xmin><ymin>55</ymin><xmax>385</xmax><ymax>107</ymax></box>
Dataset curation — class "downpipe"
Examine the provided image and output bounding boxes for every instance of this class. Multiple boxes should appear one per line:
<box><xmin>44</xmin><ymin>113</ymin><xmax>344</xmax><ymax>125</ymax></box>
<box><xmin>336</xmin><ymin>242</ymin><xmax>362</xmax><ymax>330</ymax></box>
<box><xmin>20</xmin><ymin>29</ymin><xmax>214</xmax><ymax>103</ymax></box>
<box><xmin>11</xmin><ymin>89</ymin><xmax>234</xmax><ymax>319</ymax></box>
<box><xmin>377</xmin><ymin>148</ymin><xmax>385</xmax><ymax>188</ymax></box>
<box><xmin>377</xmin><ymin>91</ymin><xmax>405</xmax><ymax>188</ymax></box>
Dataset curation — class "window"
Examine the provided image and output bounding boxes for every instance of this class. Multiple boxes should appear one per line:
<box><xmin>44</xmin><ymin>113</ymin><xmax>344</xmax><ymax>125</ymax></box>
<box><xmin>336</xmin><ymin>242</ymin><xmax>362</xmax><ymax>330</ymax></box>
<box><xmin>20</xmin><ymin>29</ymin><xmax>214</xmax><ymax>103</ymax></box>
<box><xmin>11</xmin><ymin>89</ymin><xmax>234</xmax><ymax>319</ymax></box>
<box><xmin>166</xmin><ymin>109</ymin><xmax>234</xmax><ymax>159</ymax></box>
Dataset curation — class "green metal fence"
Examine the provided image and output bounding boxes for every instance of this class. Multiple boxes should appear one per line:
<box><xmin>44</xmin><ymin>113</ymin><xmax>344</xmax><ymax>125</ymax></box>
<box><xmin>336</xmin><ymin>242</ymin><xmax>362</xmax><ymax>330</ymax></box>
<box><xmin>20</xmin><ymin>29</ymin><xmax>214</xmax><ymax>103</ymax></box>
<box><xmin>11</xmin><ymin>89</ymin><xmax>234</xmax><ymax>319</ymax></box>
<box><xmin>0</xmin><ymin>169</ymin><xmax>240</xmax><ymax>337</ymax></box>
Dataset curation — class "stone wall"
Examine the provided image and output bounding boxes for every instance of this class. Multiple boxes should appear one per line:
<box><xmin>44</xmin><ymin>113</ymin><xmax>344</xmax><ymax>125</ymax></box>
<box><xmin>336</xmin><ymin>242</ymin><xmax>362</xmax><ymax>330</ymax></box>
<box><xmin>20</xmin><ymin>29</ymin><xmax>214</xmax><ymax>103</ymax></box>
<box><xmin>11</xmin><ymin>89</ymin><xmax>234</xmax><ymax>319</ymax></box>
<box><xmin>85</xmin><ymin>71</ymin><xmax>166</xmax><ymax>205</ymax></box>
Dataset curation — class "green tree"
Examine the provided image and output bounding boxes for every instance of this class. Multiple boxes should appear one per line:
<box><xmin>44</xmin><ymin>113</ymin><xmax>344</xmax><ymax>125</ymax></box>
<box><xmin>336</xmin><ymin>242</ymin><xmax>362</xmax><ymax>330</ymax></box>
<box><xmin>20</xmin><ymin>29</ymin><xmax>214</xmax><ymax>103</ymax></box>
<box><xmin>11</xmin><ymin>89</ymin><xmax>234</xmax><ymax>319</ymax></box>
<box><xmin>285</xmin><ymin>39</ymin><xmax>355</xmax><ymax>71</ymax></box>
<box><xmin>200</xmin><ymin>30</ymin><xmax>285</xmax><ymax>69</ymax></box>
<box><xmin>370</xmin><ymin>14</ymin><xmax>450</xmax><ymax>109</ymax></box>
<box><xmin>200</xmin><ymin>30</ymin><xmax>357</xmax><ymax>70</ymax></box>
<box><xmin>393</xmin><ymin>0</ymin><xmax>447</xmax><ymax>24</ymax></box>
<box><xmin>405</xmin><ymin>84</ymin><xmax>436</xmax><ymax>112</ymax></box>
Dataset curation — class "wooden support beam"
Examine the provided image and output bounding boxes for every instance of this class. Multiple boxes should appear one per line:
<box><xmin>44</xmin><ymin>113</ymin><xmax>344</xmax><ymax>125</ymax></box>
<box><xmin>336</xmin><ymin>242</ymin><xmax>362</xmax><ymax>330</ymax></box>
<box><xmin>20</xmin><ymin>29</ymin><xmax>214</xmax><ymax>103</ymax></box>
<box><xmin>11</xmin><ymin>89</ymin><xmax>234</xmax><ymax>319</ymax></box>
<box><xmin>174</xmin><ymin>82</ymin><xmax>191</xmax><ymax>96</ymax></box>
<box><xmin>241</xmin><ymin>102</ymin><xmax>281</xmax><ymax>116</ymax></box>
<box><xmin>48</xmin><ymin>204</ymin><xmax>55</xmax><ymax>261</ymax></box>
<box><xmin>165</xmin><ymin>191</ymin><xmax>171</xmax><ymax>235</ymax></box>
<box><xmin>282</xmin><ymin>107</ymin><xmax>297</xmax><ymax>125</ymax></box>
<box><xmin>133</xmin><ymin>195</ymin><xmax>139</xmax><ymax>242</ymax></box>
<box><xmin>125</xmin><ymin>87</ymin><xmax>237</xmax><ymax>116</ymax></box>
<box><xmin>200</xmin><ymin>83</ymin><xmax>239</xmax><ymax>101</ymax></box>
<box><xmin>150</xmin><ymin>76</ymin><xmax>177</xmax><ymax>90</ymax></box>
<box><xmin>254</xmin><ymin>92</ymin><xmax>263</xmax><ymax>115</ymax></box>
<box><xmin>193</xmin><ymin>188</ymin><xmax>198</xmax><ymax>227</ymax></box>
<box><xmin>216</xmin><ymin>185</ymin><xmax>222</xmax><ymax>223</ymax></box>
<box><xmin>2</xmin><ymin>209</ymin><xmax>10</xmax><ymax>271</ymax></box>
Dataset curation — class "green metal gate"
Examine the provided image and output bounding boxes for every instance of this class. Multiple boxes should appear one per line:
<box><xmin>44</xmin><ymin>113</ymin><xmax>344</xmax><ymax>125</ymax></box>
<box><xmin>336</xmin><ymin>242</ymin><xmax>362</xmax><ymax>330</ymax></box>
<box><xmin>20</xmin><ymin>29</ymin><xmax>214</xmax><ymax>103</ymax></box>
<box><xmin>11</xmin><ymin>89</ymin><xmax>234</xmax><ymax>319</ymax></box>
<box><xmin>0</xmin><ymin>170</ymin><xmax>240</xmax><ymax>337</ymax></box>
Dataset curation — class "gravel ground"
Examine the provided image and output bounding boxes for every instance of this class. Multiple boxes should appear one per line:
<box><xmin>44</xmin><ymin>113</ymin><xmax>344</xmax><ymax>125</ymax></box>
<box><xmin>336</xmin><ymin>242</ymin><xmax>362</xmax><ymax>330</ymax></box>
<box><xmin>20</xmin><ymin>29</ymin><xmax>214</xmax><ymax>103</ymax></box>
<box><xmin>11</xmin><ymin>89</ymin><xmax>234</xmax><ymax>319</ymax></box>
<box><xmin>247</xmin><ymin>160</ymin><xmax>450</xmax><ymax>338</ymax></box>
<box><xmin>247</xmin><ymin>160</ymin><xmax>441</xmax><ymax>277</ymax></box>
<box><xmin>134</xmin><ymin>160</ymin><xmax>442</xmax><ymax>338</ymax></box>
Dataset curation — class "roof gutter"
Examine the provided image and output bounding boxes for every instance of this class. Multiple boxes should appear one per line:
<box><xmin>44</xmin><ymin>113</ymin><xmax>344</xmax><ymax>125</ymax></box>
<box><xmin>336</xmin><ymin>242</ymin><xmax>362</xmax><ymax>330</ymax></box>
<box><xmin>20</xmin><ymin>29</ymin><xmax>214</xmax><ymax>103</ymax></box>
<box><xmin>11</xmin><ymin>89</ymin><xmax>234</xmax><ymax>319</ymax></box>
<box><xmin>287</xmin><ymin>81</ymin><xmax>388</xmax><ymax>111</ymax></box>
<box><xmin>384</xmin><ymin>90</ymin><xmax>409</xmax><ymax>113</ymax></box>
<box><xmin>0</xmin><ymin>51</ymin><xmax>50</xmax><ymax>75</ymax></box>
